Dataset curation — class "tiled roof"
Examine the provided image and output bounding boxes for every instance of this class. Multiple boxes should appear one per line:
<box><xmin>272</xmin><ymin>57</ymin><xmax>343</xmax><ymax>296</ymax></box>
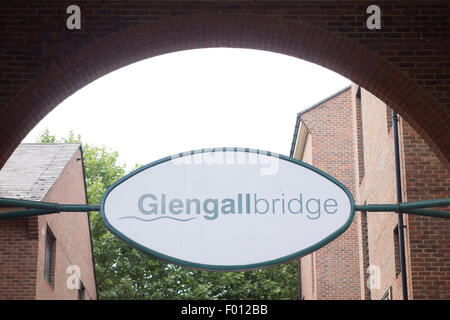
<box><xmin>0</xmin><ymin>143</ymin><xmax>80</xmax><ymax>201</ymax></box>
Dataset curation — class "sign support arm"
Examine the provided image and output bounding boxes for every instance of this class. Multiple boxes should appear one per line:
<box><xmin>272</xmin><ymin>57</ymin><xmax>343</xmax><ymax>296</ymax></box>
<box><xmin>0</xmin><ymin>197</ymin><xmax>100</xmax><ymax>220</ymax></box>
<box><xmin>0</xmin><ymin>197</ymin><xmax>449</xmax><ymax>220</ymax></box>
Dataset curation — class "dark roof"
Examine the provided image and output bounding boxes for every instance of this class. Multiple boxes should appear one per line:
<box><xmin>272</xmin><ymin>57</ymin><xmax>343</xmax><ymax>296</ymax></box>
<box><xmin>289</xmin><ymin>85</ymin><xmax>351</xmax><ymax>157</ymax></box>
<box><xmin>0</xmin><ymin>143</ymin><xmax>80</xmax><ymax>201</ymax></box>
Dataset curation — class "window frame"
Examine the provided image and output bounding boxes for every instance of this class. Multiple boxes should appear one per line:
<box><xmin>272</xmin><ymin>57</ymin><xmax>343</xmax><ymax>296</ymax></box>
<box><xmin>44</xmin><ymin>226</ymin><xmax>56</xmax><ymax>289</ymax></box>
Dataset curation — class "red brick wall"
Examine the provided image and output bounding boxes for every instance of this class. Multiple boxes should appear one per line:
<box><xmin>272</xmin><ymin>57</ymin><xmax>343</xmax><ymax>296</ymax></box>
<box><xmin>0</xmin><ymin>1</ymin><xmax>449</xmax><ymax>169</ymax></box>
<box><xmin>299</xmin><ymin>87</ymin><xmax>362</xmax><ymax>299</ymax></box>
<box><xmin>350</xmin><ymin>83</ymin><xmax>371</xmax><ymax>300</ymax></box>
<box><xmin>357</xmin><ymin>87</ymin><xmax>450</xmax><ymax>300</ymax></box>
<box><xmin>300</xmin><ymin>252</ymin><xmax>315</xmax><ymax>300</ymax></box>
<box><xmin>299</xmin><ymin>83</ymin><xmax>449</xmax><ymax>300</ymax></box>
<box><xmin>0</xmin><ymin>146</ymin><xmax>97</xmax><ymax>300</ymax></box>
<box><xmin>0</xmin><ymin>215</ymin><xmax>39</xmax><ymax>299</ymax></box>
<box><xmin>401</xmin><ymin>121</ymin><xmax>450</xmax><ymax>300</ymax></box>
<box><xmin>356</xmin><ymin>88</ymin><xmax>411</xmax><ymax>300</ymax></box>
<box><xmin>36</xmin><ymin>147</ymin><xmax>97</xmax><ymax>300</ymax></box>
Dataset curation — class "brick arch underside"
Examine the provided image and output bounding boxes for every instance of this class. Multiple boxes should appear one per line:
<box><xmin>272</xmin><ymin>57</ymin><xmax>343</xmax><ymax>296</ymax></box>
<box><xmin>1</xmin><ymin>14</ymin><xmax>448</xmax><ymax>168</ymax></box>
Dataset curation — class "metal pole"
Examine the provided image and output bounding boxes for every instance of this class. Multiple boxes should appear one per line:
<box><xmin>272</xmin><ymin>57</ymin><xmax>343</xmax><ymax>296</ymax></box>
<box><xmin>354</xmin><ymin>198</ymin><xmax>450</xmax><ymax>218</ymax></box>
<box><xmin>392</xmin><ymin>110</ymin><xmax>408</xmax><ymax>300</ymax></box>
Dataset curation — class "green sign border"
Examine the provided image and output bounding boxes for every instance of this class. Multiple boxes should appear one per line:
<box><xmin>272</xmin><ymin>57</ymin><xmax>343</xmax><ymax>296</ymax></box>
<box><xmin>100</xmin><ymin>147</ymin><xmax>356</xmax><ymax>271</ymax></box>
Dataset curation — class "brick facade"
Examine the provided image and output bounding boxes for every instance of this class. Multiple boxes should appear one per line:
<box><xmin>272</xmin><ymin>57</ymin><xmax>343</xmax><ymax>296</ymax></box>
<box><xmin>401</xmin><ymin>121</ymin><xmax>450</xmax><ymax>299</ymax></box>
<box><xmin>356</xmin><ymin>87</ymin><xmax>450</xmax><ymax>300</ymax></box>
<box><xmin>293</xmin><ymin>84</ymin><xmax>449</xmax><ymax>300</ymax></box>
<box><xmin>35</xmin><ymin>147</ymin><xmax>97</xmax><ymax>300</ymax></box>
<box><xmin>0</xmin><ymin>215</ymin><xmax>39</xmax><ymax>299</ymax></box>
<box><xmin>0</xmin><ymin>1</ymin><xmax>449</xmax><ymax>170</ymax></box>
<box><xmin>0</xmin><ymin>145</ymin><xmax>97</xmax><ymax>300</ymax></box>
<box><xmin>295</xmin><ymin>87</ymin><xmax>362</xmax><ymax>299</ymax></box>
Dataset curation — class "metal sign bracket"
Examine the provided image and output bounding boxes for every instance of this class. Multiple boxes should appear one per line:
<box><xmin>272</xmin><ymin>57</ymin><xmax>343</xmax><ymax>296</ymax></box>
<box><xmin>0</xmin><ymin>197</ymin><xmax>449</xmax><ymax>220</ymax></box>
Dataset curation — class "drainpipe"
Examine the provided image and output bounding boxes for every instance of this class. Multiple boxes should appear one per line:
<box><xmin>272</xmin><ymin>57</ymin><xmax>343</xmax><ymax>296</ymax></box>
<box><xmin>392</xmin><ymin>110</ymin><xmax>408</xmax><ymax>300</ymax></box>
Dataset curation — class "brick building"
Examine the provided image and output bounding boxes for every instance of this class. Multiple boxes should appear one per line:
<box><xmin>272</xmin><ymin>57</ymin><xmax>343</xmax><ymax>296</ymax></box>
<box><xmin>0</xmin><ymin>1</ymin><xmax>448</xmax><ymax>300</ymax></box>
<box><xmin>291</xmin><ymin>84</ymin><xmax>450</xmax><ymax>300</ymax></box>
<box><xmin>0</xmin><ymin>144</ymin><xmax>97</xmax><ymax>300</ymax></box>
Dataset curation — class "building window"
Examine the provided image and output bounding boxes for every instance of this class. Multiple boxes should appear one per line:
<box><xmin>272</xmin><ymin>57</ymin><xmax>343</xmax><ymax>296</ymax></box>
<box><xmin>393</xmin><ymin>226</ymin><xmax>401</xmax><ymax>277</ymax></box>
<box><xmin>356</xmin><ymin>87</ymin><xmax>365</xmax><ymax>182</ymax></box>
<box><xmin>44</xmin><ymin>227</ymin><xmax>56</xmax><ymax>288</ymax></box>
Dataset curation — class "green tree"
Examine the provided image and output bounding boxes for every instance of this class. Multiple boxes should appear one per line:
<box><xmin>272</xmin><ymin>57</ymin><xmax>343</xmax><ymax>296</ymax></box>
<box><xmin>37</xmin><ymin>129</ymin><xmax>299</xmax><ymax>299</ymax></box>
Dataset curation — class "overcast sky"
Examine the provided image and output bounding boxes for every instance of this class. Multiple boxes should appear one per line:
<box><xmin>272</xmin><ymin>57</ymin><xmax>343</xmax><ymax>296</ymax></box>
<box><xmin>23</xmin><ymin>48</ymin><xmax>350</xmax><ymax>170</ymax></box>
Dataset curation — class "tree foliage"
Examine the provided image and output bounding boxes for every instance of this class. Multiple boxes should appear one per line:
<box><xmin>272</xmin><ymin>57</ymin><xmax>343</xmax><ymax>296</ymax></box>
<box><xmin>37</xmin><ymin>129</ymin><xmax>299</xmax><ymax>300</ymax></box>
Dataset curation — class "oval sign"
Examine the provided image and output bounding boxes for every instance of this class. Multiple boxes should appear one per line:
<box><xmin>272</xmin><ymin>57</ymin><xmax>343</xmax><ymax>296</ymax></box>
<box><xmin>100</xmin><ymin>148</ymin><xmax>355</xmax><ymax>271</ymax></box>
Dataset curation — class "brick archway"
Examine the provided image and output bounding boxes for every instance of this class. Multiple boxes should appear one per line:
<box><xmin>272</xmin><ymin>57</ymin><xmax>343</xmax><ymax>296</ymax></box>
<box><xmin>1</xmin><ymin>13</ymin><xmax>448</xmax><ymax>168</ymax></box>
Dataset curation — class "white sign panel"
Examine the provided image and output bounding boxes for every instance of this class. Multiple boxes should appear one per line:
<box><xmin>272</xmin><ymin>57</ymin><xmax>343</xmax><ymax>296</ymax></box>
<box><xmin>100</xmin><ymin>148</ymin><xmax>355</xmax><ymax>271</ymax></box>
